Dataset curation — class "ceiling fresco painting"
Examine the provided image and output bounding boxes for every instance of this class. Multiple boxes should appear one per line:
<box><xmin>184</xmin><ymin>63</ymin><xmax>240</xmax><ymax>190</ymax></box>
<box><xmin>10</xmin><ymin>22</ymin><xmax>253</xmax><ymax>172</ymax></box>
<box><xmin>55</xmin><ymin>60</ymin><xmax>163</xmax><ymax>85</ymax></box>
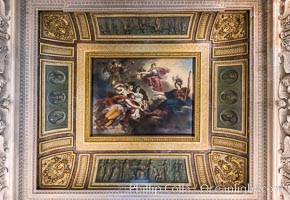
<box><xmin>38</xmin><ymin>11</ymin><xmax>249</xmax><ymax>191</ymax></box>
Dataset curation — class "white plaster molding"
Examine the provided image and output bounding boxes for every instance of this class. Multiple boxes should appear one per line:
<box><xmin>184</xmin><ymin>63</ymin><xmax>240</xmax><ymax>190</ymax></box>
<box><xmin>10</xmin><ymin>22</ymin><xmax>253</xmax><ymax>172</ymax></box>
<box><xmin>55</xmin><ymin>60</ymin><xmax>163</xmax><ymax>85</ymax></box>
<box><xmin>0</xmin><ymin>0</ymin><xmax>10</xmax><ymax>199</ymax></box>
<box><xmin>64</xmin><ymin>0</ymin><xmax>225</xmax><ymax>11</ymax></box>
<box><xmin>275</xmin><ymin>1</ymin><xmax>290</xmax><ymax>200</ymax></box>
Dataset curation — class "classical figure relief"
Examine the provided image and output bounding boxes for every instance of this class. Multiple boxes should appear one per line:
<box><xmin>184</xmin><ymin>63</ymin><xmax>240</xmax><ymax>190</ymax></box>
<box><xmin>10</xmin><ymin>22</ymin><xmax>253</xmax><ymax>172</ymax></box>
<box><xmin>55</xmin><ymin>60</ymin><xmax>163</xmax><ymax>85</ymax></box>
<box><xmin>213</xmin><ymin>63</ymin><xmax>245</xmax><ymax>134</ymax></box>
<box><xmin>219</xmin><ymin>110</ymin><xmax>239</xmax><ymax>126</ymax></box>
<box><xmin>96</xmin><ymin>16</ymin><xmax>191</xmax><ymax>36</ymax></box>
<box><xmin>48</xmin><ymin>110</ymin><xmax>66</xmax><ymax>125</ymax></box>
<box><xmin>41</xmin><ymin>62</ymin><xmax>72</xmax><ymax>134</ymax></box>
<box><xmin>48</xmin><ymin>91</ymin><xmax>67</xmax><ymax>105</ymax></box>
<box><xmin>219</xmin><ymin>90</ymin><xmax>238</xmax><ymax>105</ymax></box>
<box><xmin>94</xmin><ymin>159</ymin><xmax>188</xmax><ymax>183</ymax></box>
<box><xmin>47</xmin><ymin>70</ymin><xmax>66</xmax><ymax>85</ymax></box>
<box><xmin>220</xmin><ymin>69</ymin><xmax>239</xmax><ymax>84</ymax></box>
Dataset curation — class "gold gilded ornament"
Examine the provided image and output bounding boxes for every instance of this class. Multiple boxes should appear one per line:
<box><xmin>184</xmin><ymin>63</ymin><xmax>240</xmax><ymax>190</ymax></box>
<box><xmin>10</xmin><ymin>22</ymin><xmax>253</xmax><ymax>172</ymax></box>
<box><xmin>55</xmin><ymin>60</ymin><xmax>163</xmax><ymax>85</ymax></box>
<box><xmin>210</xmin><ymin>152</ymin><xmax>247</xmax><ymax>188</ymax></box>
<box><xmin>211</xmin><ymin>13</ymin><xmax>248</xmax><ymax>42</ymax></box>
<box><xmin>40</xmin><ymin>152</ymin><xmax>75</xmax><ymax>188</ymax></box>
<box><xmin>41</xmin><ymin>13</ymin><xmax>76</xmax><ymax>42</ymax></box>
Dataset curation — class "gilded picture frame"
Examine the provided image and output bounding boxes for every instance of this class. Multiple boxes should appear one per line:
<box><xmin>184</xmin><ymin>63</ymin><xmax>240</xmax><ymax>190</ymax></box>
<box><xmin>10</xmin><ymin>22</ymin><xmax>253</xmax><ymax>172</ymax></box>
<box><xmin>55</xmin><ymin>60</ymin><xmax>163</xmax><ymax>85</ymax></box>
<box><xmin>76</xmin><ymin>43</ymin><xmax>209</xmax><ymax>151</ymax></box>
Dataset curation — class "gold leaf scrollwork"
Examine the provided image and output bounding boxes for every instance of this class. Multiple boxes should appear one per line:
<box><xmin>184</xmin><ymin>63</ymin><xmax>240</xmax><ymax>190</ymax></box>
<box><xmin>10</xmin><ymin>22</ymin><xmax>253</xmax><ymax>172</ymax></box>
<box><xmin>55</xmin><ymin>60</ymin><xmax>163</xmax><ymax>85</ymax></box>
<box><xmin>210</xmin><ymin>152</ymin><xmax>247</xmax><ymax>188</ymax></box>
<box><xmin>211</xmin><ymin>13</ymin><xmax>248</xmax><ymax>43</ymax></box>
<box><xmin>41</xmin><ymin>13</ymin><xmax>75</xmax><ymax>42</ymax></box>
<box><xmin>40</xmin><ymin>152</ymin><xmax>75</xmax><ymax>187</ymax></box>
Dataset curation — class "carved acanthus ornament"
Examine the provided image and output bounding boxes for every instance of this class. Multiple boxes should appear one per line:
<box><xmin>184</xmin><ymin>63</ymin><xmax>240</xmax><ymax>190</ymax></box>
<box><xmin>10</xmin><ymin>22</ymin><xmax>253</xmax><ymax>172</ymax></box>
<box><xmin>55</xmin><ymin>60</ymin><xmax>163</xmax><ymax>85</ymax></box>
<box><xmin>278</xmin><ymin>0</ymin><xmax>290</xmax><ymax>197</ymax></box>
<box><xmin>41</xmin><ymin>13</ymin><xmax>76</xmax><ymax>42</ymax></box>
<box><xmin>209</xmin><ymin>152</ymin><xmax>247</xmax><ymax>188</ymax></box>
<box><xmin>40</xmin><ymin>152</ymin><xmax>75</xmax><ymax>188</ymax></box>
<box><xmin>211</xmin><ymin>13</ymin><xmax>248</xmax><ymax>43</ymax></box>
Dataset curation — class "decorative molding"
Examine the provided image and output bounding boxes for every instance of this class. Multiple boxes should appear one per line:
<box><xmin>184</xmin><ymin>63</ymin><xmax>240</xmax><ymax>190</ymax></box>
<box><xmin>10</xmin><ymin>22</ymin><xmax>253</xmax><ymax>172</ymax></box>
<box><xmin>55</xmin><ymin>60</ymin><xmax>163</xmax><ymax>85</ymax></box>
<box><xmin>196</xmin><ymin>12</ymin><xmax>213</xmax><ymax>40</ymax></box>
<box><xmin>278</xmin><ymin>1</ymin><xmax>290</xmax><ymax>198</ymax></box>
<box><xmin>64</xmin><ymin>0</ymin><xmax>225</xmax><ymax>11</ymax></box>
<box><xmin>40</xmin><ymin>43</ymin><xmax>74</xmax><ymax>58</ymax></box>
<box><xmin>39</xmin><ymin>137</ymin><xmax>74</xmax><ymax>154</ymax></box>
<box><xmin>194</xmin><ymin>154</ymin><xmax>211</xmax><ymax>189</ymax></box>
<box><xmin>72</xmin><ymin>154</ymin><xmax>90</xmax><ymax>189</ymax></box>
<box><xmin>74</xmin><ymin>13</ymin><xmax>91</xmax><ymax>41</ymax></box>
<box><xmin>76</xmin><ymin>44</ymin><xmax>209</xmax><ymax>151</ymax></box>
<box><xmin>212</xmin><ymin>136</ymin><xmax>247</xmax><ymax>154</ymax></box>
<box><xmin>0</xmin><ymin>0</ymin><xmax>10</xmax><ymax>199</ymax></box>
<box><xmin>213</xmin><ymin>43</ymin><xmax>248</xmax><ymax>58</ymax></box>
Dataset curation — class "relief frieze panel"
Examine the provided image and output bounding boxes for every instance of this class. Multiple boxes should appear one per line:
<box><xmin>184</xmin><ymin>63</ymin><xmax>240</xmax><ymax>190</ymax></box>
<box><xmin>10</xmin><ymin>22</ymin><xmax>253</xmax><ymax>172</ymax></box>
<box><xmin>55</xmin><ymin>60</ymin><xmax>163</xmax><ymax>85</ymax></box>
<box><xmin>90</xmin><ymin>13</ymin><xmax>196</xmax><ymax>40</ymax></box>
<box><xmin>89</xmin><ymin>155</ymin><xmax>193</xmax><ymax>188</ymax></box>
